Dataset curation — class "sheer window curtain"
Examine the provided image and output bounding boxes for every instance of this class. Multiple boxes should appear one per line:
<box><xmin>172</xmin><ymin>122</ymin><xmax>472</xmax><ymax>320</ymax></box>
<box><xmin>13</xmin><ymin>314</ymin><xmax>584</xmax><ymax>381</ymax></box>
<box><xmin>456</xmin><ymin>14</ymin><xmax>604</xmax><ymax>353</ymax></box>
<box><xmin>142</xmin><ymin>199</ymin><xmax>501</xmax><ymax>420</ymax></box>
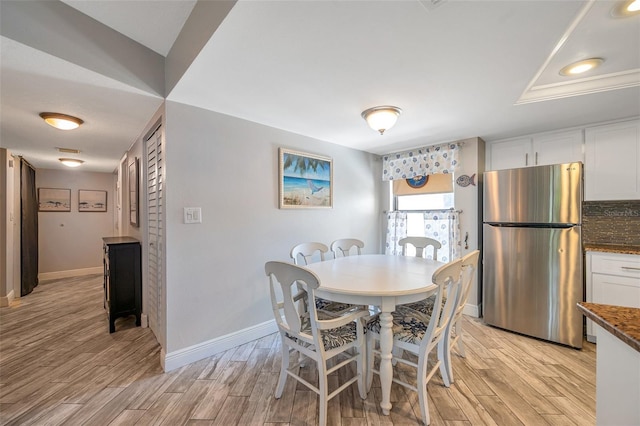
<box><xmin>423</xmin><ymin>210</ymin><xmax>461</xmax><ymax>262</ymax></box>
<box><xmin>385</xmin><ymin>211</ymin><xmax>407</xmax><ymax>255</ymax></box>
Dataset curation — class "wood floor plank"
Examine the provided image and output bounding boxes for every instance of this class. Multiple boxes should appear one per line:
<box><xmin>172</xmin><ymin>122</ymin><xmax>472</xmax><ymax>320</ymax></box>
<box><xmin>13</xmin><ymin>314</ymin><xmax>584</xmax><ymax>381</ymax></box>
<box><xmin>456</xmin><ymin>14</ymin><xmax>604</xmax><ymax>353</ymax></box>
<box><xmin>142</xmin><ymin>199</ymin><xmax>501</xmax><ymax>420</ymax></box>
<box><xmin>0</xmin><ymin>273</ymin><xmax>597</xmax><ymax>426</ymax></box>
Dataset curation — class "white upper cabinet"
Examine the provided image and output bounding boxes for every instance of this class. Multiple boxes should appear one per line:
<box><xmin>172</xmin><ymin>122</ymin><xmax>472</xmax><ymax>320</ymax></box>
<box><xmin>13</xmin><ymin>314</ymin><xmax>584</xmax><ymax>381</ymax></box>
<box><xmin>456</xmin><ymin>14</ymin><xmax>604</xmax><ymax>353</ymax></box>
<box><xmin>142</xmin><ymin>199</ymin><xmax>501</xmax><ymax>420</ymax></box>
<box><xmin>487</xmin><ymin>129</ymin><xmax>583</xmax><ymax>171</ymax></box>
<box><xmin>585</xmin><ymin>119</ymin><xmax>640</xmax><ymax>201</ymax></box>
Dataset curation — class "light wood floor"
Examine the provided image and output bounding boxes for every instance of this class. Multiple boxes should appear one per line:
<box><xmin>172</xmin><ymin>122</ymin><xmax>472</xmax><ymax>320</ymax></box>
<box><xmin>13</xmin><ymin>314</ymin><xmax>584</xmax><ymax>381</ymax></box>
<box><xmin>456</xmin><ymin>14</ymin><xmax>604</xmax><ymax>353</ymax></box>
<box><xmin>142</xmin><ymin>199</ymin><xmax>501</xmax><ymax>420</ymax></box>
<box><xmin>0</xmin><ymin>274</ymin><xmax>596</xmax><ymax>425</ymax></box>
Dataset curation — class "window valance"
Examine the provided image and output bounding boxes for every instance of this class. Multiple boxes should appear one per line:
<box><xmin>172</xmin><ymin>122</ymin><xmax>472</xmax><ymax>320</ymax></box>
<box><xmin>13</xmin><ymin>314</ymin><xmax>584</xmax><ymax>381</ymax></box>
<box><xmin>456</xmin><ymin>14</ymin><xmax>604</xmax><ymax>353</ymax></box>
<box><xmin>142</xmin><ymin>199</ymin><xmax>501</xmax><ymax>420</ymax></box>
<box><xmin>381</xmin><ymin>142</ymin><xmax>459</xmax><ymax>181</ymax></box>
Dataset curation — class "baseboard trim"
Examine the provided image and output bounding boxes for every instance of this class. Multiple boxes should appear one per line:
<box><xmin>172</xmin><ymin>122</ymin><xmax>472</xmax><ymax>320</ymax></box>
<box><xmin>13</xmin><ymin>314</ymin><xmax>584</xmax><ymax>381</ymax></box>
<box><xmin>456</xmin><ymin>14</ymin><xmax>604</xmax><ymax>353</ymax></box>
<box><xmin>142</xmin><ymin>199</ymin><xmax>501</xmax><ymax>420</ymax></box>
<box><xmin>463</xmin><ymin>303</ymin><xmax>480</xmax><ymax>318</ymax></box>
<box><xmin>0</xmin><ymin>290</ymin><xmax>15</xmax><ymax>307</ymax></box>
<box><xmin>39</xmin><ymin>267</ymin><xmax>103</xmax><ymax>281</ymax></box>
<box><xmin>162</xmin><ymin>319</ymin><xmax>279</xmax><ymax>372</ymax></box>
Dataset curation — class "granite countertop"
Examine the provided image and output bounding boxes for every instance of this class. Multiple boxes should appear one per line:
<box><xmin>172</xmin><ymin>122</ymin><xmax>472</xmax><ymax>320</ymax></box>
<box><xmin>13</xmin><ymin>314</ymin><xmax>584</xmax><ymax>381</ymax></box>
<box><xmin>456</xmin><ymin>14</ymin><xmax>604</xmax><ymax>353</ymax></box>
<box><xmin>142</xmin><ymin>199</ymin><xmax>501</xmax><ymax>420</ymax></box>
<box><xmin>577</xmin><ymin>302</ymin><xmax>640</xmax><ymax>353</ymax></box>
<box><xmin>583</xmin><ymin>243</ymin><xmax>640</xmax><ymax>255</ymax></box>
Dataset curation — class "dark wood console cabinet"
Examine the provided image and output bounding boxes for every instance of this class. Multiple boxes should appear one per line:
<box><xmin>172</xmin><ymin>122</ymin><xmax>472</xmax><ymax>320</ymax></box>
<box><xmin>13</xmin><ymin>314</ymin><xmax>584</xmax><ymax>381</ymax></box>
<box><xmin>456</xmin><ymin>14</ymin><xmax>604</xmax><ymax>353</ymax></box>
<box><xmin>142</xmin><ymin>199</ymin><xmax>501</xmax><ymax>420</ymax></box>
<box><xmin>103</xmin><ymin>237</ymin><xmax>141</xmax><ymax>333</ymax></box>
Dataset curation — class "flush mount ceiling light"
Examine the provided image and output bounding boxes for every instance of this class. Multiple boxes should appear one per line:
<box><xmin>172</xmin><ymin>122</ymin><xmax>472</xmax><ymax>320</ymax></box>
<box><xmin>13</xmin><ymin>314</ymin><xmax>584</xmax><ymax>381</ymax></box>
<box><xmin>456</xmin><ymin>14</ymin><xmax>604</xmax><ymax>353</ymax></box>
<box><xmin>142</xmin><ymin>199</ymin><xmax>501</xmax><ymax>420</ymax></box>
<box><xmin>59</xmin><ymin>158</ymin><xmax>84</xmax><ymax>168</ymax></box>
<box><xmin>361</xmin><ymin>106</ymin><xmax>402</xmax><ymax>135</ymax></box>
<box><xmin>559</xmin><ymin>58</ymin><xmax>604</xmax><ymax>76</ymax></box>
<box><xmin>39</xmin><ymin>112</ymin><xmax>84</xmax><ymax>130</ymax></box>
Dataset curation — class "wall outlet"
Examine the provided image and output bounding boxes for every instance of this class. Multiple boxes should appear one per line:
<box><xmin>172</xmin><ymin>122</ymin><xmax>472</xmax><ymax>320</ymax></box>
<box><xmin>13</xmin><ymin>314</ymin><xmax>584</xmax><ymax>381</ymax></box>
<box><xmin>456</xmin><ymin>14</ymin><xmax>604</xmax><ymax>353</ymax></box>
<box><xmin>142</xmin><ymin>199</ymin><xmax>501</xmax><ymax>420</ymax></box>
<box><xmin>184</xmin><ymin>207</ymin><xmax>202</xmax><ymax>224</ymax></box>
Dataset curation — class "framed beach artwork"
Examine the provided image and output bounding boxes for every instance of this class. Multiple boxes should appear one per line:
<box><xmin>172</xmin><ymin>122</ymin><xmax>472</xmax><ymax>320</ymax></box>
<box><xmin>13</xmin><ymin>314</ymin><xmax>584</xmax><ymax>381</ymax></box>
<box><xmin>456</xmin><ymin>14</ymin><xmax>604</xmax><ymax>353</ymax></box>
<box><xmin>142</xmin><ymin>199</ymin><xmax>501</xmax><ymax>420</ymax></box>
<box><xmin>78</xmin><ymin>190</ymin><xmax>107</xmax><ymax>212</ymax></box>
<box><xmin>38</xmin><ymin>188</ymin><xmax>71</xmax><ymax>212</ymax></box>
<box><xmin>279</xmin><ymin>148</ymin><xmax>333</xmax><ymax>209</ymax></box>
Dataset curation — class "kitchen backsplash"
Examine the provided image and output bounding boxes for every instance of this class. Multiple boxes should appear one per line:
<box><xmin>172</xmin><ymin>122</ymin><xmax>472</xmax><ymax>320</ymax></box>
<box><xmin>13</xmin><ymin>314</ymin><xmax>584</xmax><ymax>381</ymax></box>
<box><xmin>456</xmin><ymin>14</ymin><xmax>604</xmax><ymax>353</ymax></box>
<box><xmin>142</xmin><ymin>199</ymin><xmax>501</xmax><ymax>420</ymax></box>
<box><xmin>583</xmin><ymin>200</ymin><xmax>640</xmax><ymax>246</ymax></box>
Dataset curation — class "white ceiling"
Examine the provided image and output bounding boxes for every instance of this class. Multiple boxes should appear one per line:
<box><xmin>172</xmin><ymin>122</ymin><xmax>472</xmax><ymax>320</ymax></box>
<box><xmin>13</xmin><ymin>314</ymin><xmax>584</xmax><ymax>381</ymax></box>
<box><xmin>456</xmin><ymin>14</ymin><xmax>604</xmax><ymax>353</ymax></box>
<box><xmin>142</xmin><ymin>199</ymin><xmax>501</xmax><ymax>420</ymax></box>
<box><xmin>1</xmin><ymin>0</ymin><xmax>639</xmax><ymax>173</ymax></box>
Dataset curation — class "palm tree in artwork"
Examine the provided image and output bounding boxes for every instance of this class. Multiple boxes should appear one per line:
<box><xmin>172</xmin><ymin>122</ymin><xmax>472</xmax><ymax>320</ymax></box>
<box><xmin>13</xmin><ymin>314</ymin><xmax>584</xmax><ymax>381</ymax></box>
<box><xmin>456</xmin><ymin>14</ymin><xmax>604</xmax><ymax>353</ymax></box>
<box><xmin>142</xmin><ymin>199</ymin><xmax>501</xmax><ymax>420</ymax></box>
<box><xmin>283</xmin><ymin>153</ymin><xmax>326</xmax><ymax>176</ymax></box>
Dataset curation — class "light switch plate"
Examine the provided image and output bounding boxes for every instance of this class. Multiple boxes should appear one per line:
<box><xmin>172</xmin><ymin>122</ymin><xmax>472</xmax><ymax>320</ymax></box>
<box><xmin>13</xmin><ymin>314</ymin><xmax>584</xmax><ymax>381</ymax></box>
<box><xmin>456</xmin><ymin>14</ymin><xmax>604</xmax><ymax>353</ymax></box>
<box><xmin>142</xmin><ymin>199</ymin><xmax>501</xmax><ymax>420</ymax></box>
<box><xmin>184</xmin><ymin>207</ymin><xmax>202</xmax><ymax>224</ymax></box>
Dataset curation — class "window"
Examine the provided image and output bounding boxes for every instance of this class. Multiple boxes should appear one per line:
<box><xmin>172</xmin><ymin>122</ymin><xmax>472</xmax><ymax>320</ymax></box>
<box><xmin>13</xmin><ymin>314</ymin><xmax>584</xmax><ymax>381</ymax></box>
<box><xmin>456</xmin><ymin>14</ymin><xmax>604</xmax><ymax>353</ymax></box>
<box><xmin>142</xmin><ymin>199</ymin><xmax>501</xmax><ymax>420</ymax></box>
<box><xmin>390</xmin><ymin>174</ymin><xmax>456</xmax><ymax>258</ymax></box>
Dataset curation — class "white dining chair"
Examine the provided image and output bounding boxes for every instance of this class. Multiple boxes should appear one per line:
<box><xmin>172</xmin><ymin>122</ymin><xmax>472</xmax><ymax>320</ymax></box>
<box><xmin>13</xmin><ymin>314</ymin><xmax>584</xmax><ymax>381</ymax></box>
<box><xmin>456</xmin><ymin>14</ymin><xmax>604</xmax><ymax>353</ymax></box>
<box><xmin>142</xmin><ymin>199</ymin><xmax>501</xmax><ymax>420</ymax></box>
<box><xmin>290</xmin><ymin>242</ymin><xmax>329</xmax><ymax>265</ymax></box>
<box><xmin>365</xmin><ymin>258</ymin><xmax>463</xmax><ymax>425</ymax></box>
<box><xmin>440</xmin><ymin>250</ymin><xmax>480</xmax><ymax>386</ymax></box>
<box><xmin>397</xmin><ymin>236</ymin><xmax>444</xmax><ymax>316</ymax></box>
<box><xmin>290</xmin><ymin>242</ymin><xmax>354</xmax><ymax>315</ymax></box>
<box><xmin>330</xmin><ymin>238</ymin><xmax>364</xmax><ymax>258</ymax></box>
<box><xmin>265</xmin><ymin>261</ymin><xmax>368</xmax><ymax>426</ymax></box>
<box><xmin>399</xmin><ymin>236</ymin><xmax>441</xmax><ymax>260</ymax></box>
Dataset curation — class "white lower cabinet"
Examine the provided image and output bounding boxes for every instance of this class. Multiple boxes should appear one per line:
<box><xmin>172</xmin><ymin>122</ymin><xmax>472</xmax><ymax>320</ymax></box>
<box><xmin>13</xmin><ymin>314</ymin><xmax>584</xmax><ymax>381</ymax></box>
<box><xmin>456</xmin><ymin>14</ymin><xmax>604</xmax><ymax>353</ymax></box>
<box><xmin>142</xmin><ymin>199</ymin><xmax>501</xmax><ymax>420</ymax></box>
<box><xmin>585</xmin><ymin>251</ymin><xmax>640</xmax><ymax>342</ymax></box>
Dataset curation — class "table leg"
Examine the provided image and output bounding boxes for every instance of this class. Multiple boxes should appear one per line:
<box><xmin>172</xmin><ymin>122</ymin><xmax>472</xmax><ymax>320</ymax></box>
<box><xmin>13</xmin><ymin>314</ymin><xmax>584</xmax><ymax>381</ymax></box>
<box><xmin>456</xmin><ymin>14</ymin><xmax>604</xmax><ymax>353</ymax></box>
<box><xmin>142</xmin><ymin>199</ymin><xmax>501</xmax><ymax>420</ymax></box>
<box><xmin>378</xmin><ymin>310</ymin><xmax>393</xmax><ymax>415</ymax></box>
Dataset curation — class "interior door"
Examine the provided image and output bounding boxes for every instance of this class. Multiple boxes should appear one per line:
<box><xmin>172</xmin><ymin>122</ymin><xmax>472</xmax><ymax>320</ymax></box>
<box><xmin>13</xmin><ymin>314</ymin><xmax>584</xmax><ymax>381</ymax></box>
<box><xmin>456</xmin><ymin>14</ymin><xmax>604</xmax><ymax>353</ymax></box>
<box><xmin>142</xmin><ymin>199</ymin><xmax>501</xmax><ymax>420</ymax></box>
<box><xmin>20</xmin><ymin>158</ymin><xmax>38</xmax><ymax>296</ymax></box>
<box><xmin>146</xmin><ymin>123</ymin><xmax>165</xmax><ymax>347</ymax></box>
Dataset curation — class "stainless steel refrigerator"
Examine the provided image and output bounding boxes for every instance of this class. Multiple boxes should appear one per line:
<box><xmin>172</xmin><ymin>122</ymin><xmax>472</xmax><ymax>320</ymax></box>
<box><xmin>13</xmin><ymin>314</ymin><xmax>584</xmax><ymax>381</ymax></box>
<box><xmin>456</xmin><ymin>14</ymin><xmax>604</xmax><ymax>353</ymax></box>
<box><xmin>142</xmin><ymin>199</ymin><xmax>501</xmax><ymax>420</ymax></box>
<box><xmin>483</xmin><ymin>162</ymin><xmax>583</xmax><ymax>348</ymax></box>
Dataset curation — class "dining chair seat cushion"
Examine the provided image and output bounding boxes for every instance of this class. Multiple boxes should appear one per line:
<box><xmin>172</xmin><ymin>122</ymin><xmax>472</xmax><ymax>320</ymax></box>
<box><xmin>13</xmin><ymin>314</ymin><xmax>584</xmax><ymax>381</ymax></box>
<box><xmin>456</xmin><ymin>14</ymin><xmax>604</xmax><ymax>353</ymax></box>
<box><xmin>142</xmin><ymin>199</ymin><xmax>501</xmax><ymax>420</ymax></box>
<box><xmin>288</xmin><ymin>315</ymin><xmax>359</xmax><ymax>350</ymax></box>
<box><xmin>401</xmin><ymin>294</ymin><xmax>446</xmax><ymax>317</ymax></box>
<box><xmin>365</xmin><ymin>309</ymin><xmax>430</xmax><ymax>345</ymax></box>
<box><xmin>315</xmin><ymin>297</ymin><xmax>355</xmax><ymax>314</ymax></box>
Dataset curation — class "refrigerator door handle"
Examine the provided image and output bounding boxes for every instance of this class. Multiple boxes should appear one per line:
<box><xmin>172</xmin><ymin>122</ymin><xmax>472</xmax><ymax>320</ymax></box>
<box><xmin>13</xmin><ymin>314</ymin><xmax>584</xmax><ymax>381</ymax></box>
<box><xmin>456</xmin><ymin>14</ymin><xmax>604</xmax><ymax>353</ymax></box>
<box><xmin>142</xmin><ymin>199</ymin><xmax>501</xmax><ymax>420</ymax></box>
<box><xmin>484</xmin><ymin>222</ymin><xmax>578</xmax><ymax>229</ymax></box>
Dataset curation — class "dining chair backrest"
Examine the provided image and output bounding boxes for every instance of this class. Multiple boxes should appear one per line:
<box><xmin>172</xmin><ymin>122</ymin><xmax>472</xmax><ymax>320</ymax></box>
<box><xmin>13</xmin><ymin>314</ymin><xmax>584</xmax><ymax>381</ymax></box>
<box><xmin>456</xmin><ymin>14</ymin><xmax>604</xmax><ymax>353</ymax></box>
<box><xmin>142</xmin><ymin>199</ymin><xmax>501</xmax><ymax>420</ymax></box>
<box><xmin>398</xmin><ymin>236</ymin><xmax>441</xmax><ymax>260</ymax></box>
<box><xmin>438</xmin><ymin>249</ymin><xmax>481</xmax><ymax>387</ymax></box>
<box><xmin>420</xmin><ymin>258</ymin><xmax>463</xmax><ymax>354</ymax></box>
<box><xmin>330</xmin><ymin>238</ymin><xmax>364</xmax><ymax>258</ymax></box>
<box><xmin>455</xmin><ymin>250</ymin><xmax>481</xmax><ymax>323</ymax></box>
<box><xmin>266</xmin><ymin>260</ymin><xmax>320</xmax><ymax>333</ymax></box>
<box><xmin>290</xmin><ymin>242</ymin><xmax>329</xmax><ymax>265</ymax></box>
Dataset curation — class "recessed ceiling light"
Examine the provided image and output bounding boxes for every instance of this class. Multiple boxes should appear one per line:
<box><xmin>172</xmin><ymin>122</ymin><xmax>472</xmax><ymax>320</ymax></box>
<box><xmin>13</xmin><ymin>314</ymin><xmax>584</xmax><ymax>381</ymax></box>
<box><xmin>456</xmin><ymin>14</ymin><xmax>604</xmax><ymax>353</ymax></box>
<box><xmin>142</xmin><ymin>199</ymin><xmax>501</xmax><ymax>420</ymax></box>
<box><xmin>559</xmin><ymin>58</ymin><xmax>604</xmax><ymax>76</ymax></box>
<box><xmin>611</xmin><ymin>0</ymin><xmax>640</xmax><ymax>17</ymax></box>
<box><xmin>39</xmin><ymin>112</ymin><xmax>84</xmax><ymax>130</ymax></box>
<box><xmin>59</xmin><ymin>158</ymin><xmax>84</xmax><ymax>167</ymax></box>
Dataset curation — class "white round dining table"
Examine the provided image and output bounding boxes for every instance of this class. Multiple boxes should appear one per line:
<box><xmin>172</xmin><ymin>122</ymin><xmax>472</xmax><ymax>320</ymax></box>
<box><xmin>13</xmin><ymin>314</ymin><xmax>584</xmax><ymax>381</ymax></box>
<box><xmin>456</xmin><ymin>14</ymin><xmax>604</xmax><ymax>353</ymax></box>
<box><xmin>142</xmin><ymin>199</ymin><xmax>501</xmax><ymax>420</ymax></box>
<box><xmin>303</xmin><ymin>254</ymin><xmax>442</xmax><ymax>415</ymax></box>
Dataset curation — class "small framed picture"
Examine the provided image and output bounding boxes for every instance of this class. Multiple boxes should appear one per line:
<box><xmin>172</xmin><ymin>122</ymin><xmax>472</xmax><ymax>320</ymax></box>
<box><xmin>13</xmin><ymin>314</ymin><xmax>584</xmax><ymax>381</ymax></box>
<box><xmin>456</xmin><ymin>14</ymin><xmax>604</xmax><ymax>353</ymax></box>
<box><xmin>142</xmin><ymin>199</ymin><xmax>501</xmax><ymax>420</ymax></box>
<box><xmin>78</xmin><ymin>190</ymin><xmax>107</xmax><ymax>212</ymax></box>
<box><xmin>129</xmin><ymin>157</ymin><xmax>139</xmax><ymax>226</ymax></box>
<box><xmin>38</xmin><ymin>188</ymin><xmax>71</xmax><ymax>212</ymax></box>
<box><xmin>279</xmin><ymin>148</ymin><xmax>333</xmax><ymax>209</ymax></box>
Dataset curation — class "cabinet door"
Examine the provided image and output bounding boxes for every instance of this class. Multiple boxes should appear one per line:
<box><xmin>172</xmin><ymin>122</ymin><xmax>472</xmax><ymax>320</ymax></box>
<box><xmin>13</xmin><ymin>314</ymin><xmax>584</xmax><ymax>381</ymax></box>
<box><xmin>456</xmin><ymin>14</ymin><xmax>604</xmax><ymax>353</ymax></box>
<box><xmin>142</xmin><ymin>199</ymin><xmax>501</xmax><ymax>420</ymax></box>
<box><xmin>533</xmin><ymin>129</ymin><xmax>583</xmax><ymax>166</ymax></box>
<box><xmin>585</xmin><ymin>120</ymin><xmax>640</xmax><ymax>201</ymax></box>
<box><xmin>487</xmin><ymin>137</ymin><xmax>531</xmax><ymax>170</ymax></box>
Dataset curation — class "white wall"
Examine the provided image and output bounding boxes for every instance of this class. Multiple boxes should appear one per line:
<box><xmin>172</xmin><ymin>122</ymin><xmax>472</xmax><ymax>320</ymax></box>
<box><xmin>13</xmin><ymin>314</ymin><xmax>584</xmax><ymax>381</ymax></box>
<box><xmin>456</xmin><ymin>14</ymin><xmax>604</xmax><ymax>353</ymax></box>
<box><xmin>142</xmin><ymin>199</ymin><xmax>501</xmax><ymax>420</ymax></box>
<box><xmin>36</xmin><ymin>169</ymin><xmax>116</xmax><ymax>277</ymax></box>
<box><xmin>454</xmin><ymin>137</ymin><xmax>485</xmax><ymax>316</ymax></box>
<box><xmin>0</xmin><ymin>149</ymin><xmax>15</xmax><ymax>305</ymax></box>
<box><xmin>163</xmin><ymin>101</ymin><xmax>382</xmax><ymax>354</ymax></box>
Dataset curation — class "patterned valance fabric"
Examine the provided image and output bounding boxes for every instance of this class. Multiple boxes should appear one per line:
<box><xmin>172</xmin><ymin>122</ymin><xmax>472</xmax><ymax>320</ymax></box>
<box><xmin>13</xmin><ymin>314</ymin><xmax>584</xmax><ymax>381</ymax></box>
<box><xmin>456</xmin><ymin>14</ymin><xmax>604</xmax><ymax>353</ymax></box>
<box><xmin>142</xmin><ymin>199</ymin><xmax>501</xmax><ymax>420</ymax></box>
<box><xmin>382</xmin><ymin>142</ymin><xmax>460</xmax><ymax>181</ymax></box>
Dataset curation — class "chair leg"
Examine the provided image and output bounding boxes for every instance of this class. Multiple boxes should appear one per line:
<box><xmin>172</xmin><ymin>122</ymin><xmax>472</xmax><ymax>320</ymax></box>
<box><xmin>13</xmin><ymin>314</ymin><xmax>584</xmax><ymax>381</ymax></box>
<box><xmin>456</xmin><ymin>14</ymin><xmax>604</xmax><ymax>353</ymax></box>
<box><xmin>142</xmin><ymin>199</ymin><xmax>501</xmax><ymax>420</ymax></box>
<box><xmin>366</xmin><ymin>333</ymin><xmax>375</xmax><ymax>392</ymax></box>
<box><xmin>440</xmin><ymin>330</ymin><xmax>452</xmax><ymax>387</ymax></box>
<box><xmin>455</xmin><ymin>321</ymin><xmax>466</xmax><ymax>357</ymax></box>
<box><xmin>318</xmin><ymin>360</ymin><xmax>329</xmax><ymax>426</ymax></box>
<box><xmin>392</xmin><ymin>345</ymin><xmax>403</xmax><ymax>365</ymax></box>
<box><xmin>275</xmin><ymin>343</ymin><xmax>290</xmax><ymax>398</ymax></box>
<box><xmin>417</xmin><ymin>350</ymin><xmax>432</xmax><ymax>425</ymax></box>
<box><xmin>438</xmin><ymin>329</ymin><xmax>453</xmax><ymax>387</ymax></box>
<box><xmin>356</xmin><ymin>335</ymin><xmax>367</xmax><ymax>399</ymax></box>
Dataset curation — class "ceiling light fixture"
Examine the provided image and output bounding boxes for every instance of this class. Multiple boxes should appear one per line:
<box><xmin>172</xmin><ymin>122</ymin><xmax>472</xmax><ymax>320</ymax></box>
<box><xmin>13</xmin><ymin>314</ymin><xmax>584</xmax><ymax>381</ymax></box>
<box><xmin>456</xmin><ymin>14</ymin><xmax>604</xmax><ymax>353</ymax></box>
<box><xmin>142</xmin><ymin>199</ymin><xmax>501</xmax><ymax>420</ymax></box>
<box><xmin>628</xmin><ymin>0</ymin><xmax>640</xmax><ymax>11</ymax></box>
<box><xmin>59</xmin><ymin>158</ymin><xmax>84</xmax><ymax>168</ymax></box>
<box><xmin>39</xmin><ymin>112</ymin><xmax>84</xmax><ymax>130</ymax></box>
<box><xmin>559</xmin><ymin>58</ymin><xmax>604</xmax><ymax>76</ymax></box>
<box><xmin>361</xmin><ymin>106</ymin><xmax>402</xmax><ymax>135</ymax></box>
<box><xmin>612</xmin><ymin>0</ymin><xmax>640</xmax><ymax>16</ymax></box>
